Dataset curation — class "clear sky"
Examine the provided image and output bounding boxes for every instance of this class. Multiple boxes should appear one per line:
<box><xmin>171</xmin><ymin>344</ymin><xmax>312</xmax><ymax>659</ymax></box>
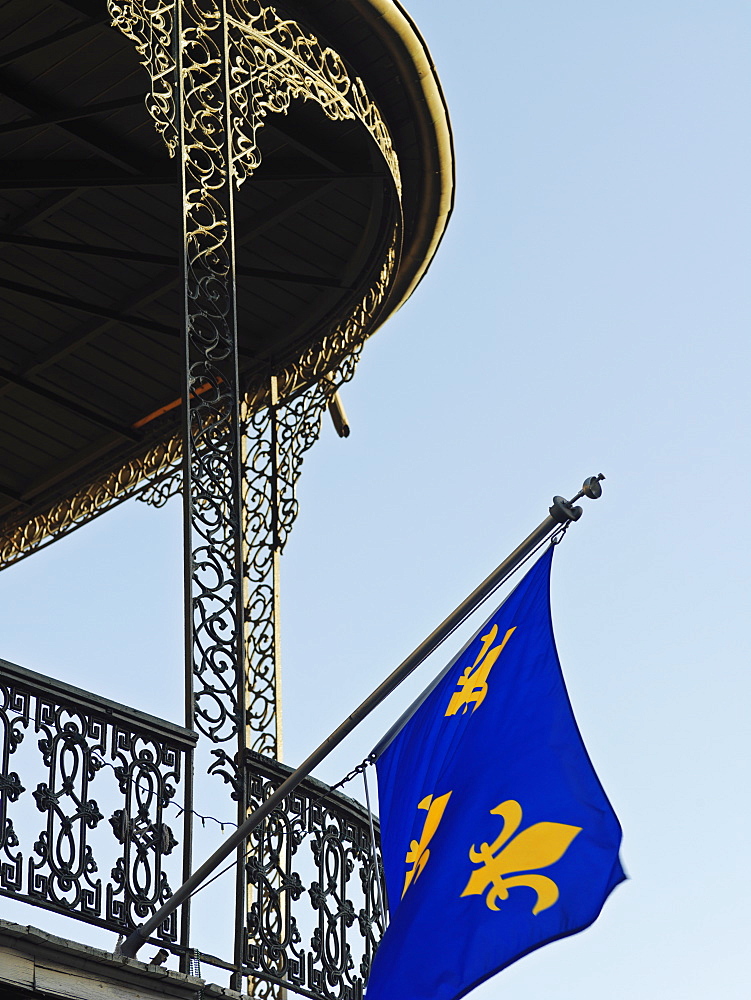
<box><xmin>0</xmin><ymin>2</ymin><xmax>749</xmax><ymax>998</ymax></box>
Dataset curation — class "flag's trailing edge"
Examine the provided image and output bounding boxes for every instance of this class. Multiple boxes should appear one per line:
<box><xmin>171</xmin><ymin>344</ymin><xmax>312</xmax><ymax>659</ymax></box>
<box><xmin>367</xmin><ymin>546</ymin><xmax>625</xmax><ymax>1000</ymax></box>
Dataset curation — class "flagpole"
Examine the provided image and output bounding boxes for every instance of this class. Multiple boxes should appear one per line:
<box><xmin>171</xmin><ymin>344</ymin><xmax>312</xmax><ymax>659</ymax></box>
<box><xmin>119</xmin><ymin>475</ymin><xmax>604</xmax><ymax>958</ymax></box>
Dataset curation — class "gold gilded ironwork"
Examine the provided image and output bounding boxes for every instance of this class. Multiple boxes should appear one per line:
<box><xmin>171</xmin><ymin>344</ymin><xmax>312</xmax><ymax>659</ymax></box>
<box><xmin>225</xmin><ymin>0</ymin><xmax>400</xmax><ymax>193</ymax></box>
<box><xmin>108</xmin><ymin>1</ymin><xmax>400</xmax><ymax>195</ymax></box>
<box><xmin>0</xmin><ymin>435</ymin><xmax>183</xmax><ymax>571</ymax></box>
<box><xmin>111</xmin><ymin>0</ymin><xmax>402</xmax><ymax>765</ymax></box>
<box><xmin>108</xmin><ymin>0</ymin><xmax>178</xmax><ymax>155</ymax></box>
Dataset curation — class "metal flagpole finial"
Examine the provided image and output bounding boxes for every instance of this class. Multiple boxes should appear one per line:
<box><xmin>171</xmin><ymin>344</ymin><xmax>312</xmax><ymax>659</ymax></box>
<box><xmin>549</xmin><ymin>473</ymin><xmax>605</xmax><ymax>524</ymax></box>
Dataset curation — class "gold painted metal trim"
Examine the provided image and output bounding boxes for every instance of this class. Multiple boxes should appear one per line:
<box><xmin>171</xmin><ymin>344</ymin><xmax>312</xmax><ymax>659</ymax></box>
<box><xmin>0</xmin><ymin>435</ymin><xmax>183</xmax><ymax>571</ymax></box>
<box><xmin>346</xmin><ymin>0</ymin><xmax>454</xmax><ymax>310</ymax></box>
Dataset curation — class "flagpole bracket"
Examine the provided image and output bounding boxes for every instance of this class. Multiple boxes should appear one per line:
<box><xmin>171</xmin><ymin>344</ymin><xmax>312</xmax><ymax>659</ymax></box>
<box><xmin>549</xmin><ymin>497</ymin><xmax>583</xmax><ymax>524</ymax></box>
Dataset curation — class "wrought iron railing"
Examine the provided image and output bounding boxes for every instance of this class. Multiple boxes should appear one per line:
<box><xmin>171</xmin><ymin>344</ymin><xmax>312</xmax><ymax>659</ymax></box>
<box><xmin>239</xmin><ymin>752</ymin><xmax>385</xmax><ymax>1000</ymax></box>
<box><xmin>0</xmin><ymin>660</ymin><xmax>385</xmax><ymax>995</ymax></box>
<box><xmin>0</xmin><ymin>658</ymin><xmax>195</xmax><ymax>946</ymax></box>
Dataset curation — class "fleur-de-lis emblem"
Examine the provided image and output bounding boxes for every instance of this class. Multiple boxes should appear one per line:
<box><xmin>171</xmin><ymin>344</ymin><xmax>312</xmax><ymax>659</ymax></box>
<box><xmin>445</xmin><ymin>625</ymin><xmax>516</xmax><ymax>716</ymax></box>
<box><xmin>461</xmin><ymin>800</ymin><xmax>581</xmax><ymax>914</ymax></box>
<box><xmin>402</xmin><ymin>791</ymin><xmax>453</xmax><ymax>897</ymax></box>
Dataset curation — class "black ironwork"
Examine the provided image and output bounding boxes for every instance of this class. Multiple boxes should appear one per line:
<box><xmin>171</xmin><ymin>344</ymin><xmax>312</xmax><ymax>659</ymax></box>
<box><xmin>178</xmin><ymin>0</ymin><xmax>246</xmax><ymax>752</ymax></box>
<box><xmin>0</xmin><ymin>658</ymin><xmax>195</xmax><ymax>944</ymax></box>
<box><xmin>0</xmin><ymin>650</ymin><xmax>386</xmax><ymax>998</ymax></box>
<box><xmin>242</xmin><ymin>753</ymin><xmax>385</xmax><ymax>1000</ymax></box>
<box><xmin>172</xmin><ymin>1</ymin><xmax>251</xmax><ymax>980</ymax></box>
<box><xmin>238</xmin><ymin>374</ymin><xmax>347</xmax><ymax>762</ymax></box>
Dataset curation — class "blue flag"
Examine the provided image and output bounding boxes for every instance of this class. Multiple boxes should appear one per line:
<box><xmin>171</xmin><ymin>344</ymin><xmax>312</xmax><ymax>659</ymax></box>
<box><xmin>367</xmin><ymin>547</ymin><xmax>624</xmax><ymax>1000</ymax></box>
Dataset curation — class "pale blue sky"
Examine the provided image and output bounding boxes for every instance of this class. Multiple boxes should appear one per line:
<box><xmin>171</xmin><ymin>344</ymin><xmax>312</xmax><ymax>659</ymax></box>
<box><xmin>0</xmin><ymin>2</ymin><xmax>749</xmax><ymax>997</ymax></box>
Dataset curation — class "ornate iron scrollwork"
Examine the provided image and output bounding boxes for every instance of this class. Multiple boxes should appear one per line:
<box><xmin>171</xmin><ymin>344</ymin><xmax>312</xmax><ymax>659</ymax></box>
<box><xmin>29</xmin><ymin>706</ymin><xmax>106</xmax><ymax>917</ymax></box>
<box><xmin>0</xmin><ymin>661</ymin><xmax>193</xmax><ymax>942</ymax></box>
<box><xmin>224</xmin><ymin>0</ymin><xmax>400</xmax><ymax>194</ymax></box>
<box><xmin>108</xmin><ymin>0</ymin><xmax>402</xmax><ymax>758</ymax></box>
<box><xmin>139</xmin><ymin>460</ymin><xmax>183</xmax><ymax>508</ymax></box>
<box><xmin>108</xmin><ymin>0</ymin><xmax>178</xmax><ymax>156</ymax></box>
<box><xmin>241</xmin><ymin>371</ymin><xmax>344</xmax><ymax>758</ymax></box>
<box><xmin>0</xmin><ymin>435</ymin><xmax>183</xmax><ymax>572</ymax></box>
<box><xmin>242</xmin><ymin>753</ymin><xmax>385</xmax><ymax>1000</ymax></box>
<box><xmin>109</xmin><ymin>0</ymin><xmax>400</xmax><ymax>195</ymax></box>
<box><xmin>174</xmin><ymin>0</ymin><xmax>247</xmax><ymax>809</ymax></box>
<box><xmin>106</xmin><ymin>730</ymin><xmax>181</xmax><ymax>936</ymax></box>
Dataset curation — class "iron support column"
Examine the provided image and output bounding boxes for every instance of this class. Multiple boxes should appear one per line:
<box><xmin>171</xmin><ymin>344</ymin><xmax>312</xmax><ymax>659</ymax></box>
<box><xmin>177</xmin><ymin>0</ymin><xmax>248</xmax><ymax>981</ymax></box>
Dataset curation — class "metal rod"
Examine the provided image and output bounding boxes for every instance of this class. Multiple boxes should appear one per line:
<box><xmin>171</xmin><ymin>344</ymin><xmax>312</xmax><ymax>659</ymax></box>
<box><xmin>363</xmin><ymin>768</ymin><xmax>387</xmax><ymax>930</ymax></box>
<box><xmin>119</xmin><ymin>480</ymin><xmax>601</xmax><ymax>957</ymax></box>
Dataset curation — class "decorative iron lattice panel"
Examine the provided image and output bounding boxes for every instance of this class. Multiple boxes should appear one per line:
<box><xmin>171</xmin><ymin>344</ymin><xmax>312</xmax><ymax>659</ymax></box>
<box><xmin>109</xmin><ymin>0</ymin><xmax>401</xmax><ymax>194</ymax></box>
<box><xmin>238</xmin><ymin>364</ymin><xmax>367</xmax><ymax>761</ymax></box>
<box><xmin>241</xmin><ymin>753</ymin><xmax>385</xmax><ymax>1000</ymax></box>
<box><xmin>0</xmin><ymin>659</ymin><xmax>195</xmax><ymax>943</ymax></box>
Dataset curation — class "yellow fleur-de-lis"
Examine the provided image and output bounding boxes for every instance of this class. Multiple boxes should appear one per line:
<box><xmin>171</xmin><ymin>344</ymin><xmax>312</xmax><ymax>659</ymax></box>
<box><xmin>402</xmin><ymin>791</ymin><xmax>453</xmax><ymax>897</ymax></box>
<box><xmin>461</xmin><ymin>800</ymin><xmax>581</xmax><ymax>914</ymax></box>
<box><xmin>445</xmin><ymin>625</ymin><xmax>516</xmax><ymax>717</ymax></box>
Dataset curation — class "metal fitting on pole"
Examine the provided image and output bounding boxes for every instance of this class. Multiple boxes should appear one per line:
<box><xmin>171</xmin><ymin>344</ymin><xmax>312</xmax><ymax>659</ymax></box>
<box><xmin>549</xmin><ymin>473</ymin><xmax>605</xmax><ymax>524</ymax></box>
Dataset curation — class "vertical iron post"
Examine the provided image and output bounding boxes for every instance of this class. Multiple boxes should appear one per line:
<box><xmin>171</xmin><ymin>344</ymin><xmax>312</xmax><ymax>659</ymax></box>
<box><xmin>269</xmin><ymin>374</ymin><xmax>284</xmax><ymax>757</ymax></box>
<box><xmin>177</xmin><ymin>0</ymin><xmax>248</xmax><ymax>985</ymax></box>
<box><xmin>178</xmin><ymin>741</ymin><xmax>194</xmax><ymax>972</ymax></box>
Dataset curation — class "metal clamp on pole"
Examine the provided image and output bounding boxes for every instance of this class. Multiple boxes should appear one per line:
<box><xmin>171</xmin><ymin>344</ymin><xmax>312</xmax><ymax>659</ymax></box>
<box><xmin>119</xmin><ymin>473</ymin><xmax>605</xmax><ymax>958</ymax></box>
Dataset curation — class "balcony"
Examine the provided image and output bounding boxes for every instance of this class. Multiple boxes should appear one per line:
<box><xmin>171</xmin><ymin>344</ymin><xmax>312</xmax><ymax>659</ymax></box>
<box><xmin>0</xmin><ymin>659</ymin><xmax>385</xmax><ymax>997</ymax></box>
